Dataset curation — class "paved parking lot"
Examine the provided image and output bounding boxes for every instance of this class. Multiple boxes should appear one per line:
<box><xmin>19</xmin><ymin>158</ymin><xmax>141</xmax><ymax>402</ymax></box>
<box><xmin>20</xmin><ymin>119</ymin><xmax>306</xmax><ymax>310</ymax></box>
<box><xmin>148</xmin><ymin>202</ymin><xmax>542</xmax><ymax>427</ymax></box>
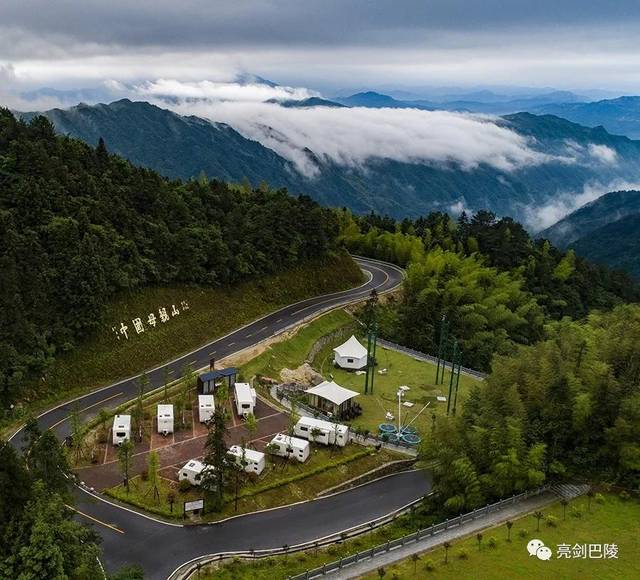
<box><xmin>76</xmin><ymin>396</ymin><xmax>288</xmax><ymax>490</ymax></box>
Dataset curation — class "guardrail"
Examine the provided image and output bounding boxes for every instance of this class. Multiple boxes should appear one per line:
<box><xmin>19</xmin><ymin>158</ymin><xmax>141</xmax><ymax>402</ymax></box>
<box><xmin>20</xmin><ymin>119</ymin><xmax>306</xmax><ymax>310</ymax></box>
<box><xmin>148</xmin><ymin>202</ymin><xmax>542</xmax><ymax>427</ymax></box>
<box><xmin>167</xmin><ymin>490</ymin><xmax>425</xmax><ymax>580</ymax></box>
<box><xmin>376</xmin><ymin>338</ymin><xmax>487</xmax><ymax>380</ymax></box>
<box><xmin>288</xmin><ymin>485</ymin><xmax>550</xmax><ymax>579</ymax></box>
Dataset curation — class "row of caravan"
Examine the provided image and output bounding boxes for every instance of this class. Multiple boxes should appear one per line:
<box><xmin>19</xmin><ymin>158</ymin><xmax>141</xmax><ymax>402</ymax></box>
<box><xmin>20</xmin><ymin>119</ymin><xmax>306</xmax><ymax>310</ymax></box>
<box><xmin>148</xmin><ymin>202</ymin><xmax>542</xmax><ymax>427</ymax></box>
<box><xmin>178</xmin><ymin>445</ymin><xmax>267</xmax><ymax>485</ymax></box>
<box><xmin>111</xmin><ymin>394</ymin><xmax>216</xmax><ymax>445</ymax></box>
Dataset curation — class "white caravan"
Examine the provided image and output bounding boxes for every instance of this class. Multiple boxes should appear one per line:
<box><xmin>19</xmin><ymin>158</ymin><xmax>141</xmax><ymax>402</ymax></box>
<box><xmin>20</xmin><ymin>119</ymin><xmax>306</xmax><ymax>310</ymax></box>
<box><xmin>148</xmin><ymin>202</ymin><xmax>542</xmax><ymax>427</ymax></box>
<box><xmin>112</xmin><ymin>414</ymin><xmax>131</xmax><ymax>446</ymax></box>
<box><xmin>157</xmin><ymin>404</ymin><xmax>174</xmax><ymax>435</ymax></box>
<box><xmin>178</xmin><ymin>459</ymin><xmax>213</xmax><ymax>486</ymax></box>
<box><xmin>294</xmin><ymin>416</ymin><xmax>349</xmax><ymax>447</ymax></box>
<box><xmin>227</xmin><ymin>445</ymin><xmax>266</xmax><ymax>475</ymax></box>
<box><xmin>234</xmin><ymin>382</ymin><xmax>257</xmax><ymax>418</ymax></box>
<box><xmin>267</xmin><ymin>433</ymin><xmax>310</xmax><ymax>463</ymax></box>
<box><xmin>198</xmin><ymin>395</ymin><xmax>215</xmax><ymax>423</ymax></box>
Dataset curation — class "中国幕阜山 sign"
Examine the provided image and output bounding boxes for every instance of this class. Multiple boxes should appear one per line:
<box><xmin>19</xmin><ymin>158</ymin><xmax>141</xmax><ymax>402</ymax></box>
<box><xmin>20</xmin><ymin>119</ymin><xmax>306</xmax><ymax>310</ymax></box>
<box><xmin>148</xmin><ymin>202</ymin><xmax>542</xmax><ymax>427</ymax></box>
<box><xmin>184</xmin><ymin>499</ymin><xmax>204</xmax><ymax>512</ymax></box>
<box><xmin>111</xmin><ymin>300</ymin><xmax>190</xmax><ymax>340</ymax></box>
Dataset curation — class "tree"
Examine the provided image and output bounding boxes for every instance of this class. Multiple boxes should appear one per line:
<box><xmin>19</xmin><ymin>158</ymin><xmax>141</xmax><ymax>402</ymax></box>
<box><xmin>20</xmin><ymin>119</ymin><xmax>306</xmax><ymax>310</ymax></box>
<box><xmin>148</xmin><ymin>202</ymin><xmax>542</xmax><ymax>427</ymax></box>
<box><xmin>117</xmin><ymin>440</ymin><xmax>134</xmax><ymax>494</ymax></box>
<box><xmin>23</xmin><ymin>418</ymin><xmax>70</xmax><ymax>496</ymax></box>
<box><xmin>586</xmin><ymin>488</ymin><xmax>595</xmax><ymax>513</ymax></box>
<box><xmin>443</xmin><ymin>541</ymin><xmax>452</xmax><ymax>564</ymax></box>
<box><xmin>162</xmin><ymin>367</ymin><xmax>171</xmax><ymax>403</ymax></box>
<box><xmin>69</xmin><ymin>405</ymin><xmax>86</xmax><ymax>464</ymax></box>
<box><xmin>147</xmin><ymin>450</ymin><xmax>160</xmax><ymax>503</ymax></box>
<box><xmin>377</xmin><ymin>567</ymin><xmax>386</xmax><ymax>579</ymax></box>
<box><xmin>533</xmin><ymin>511</ymin><xmax>544</xmax><ymax>532</ymax></box>
<box><xmin>560</xmin><ymin>498</ymin><xmax>569</xmax><ymax>521</ymax></box>
<box><xmin>310</xmin><ymin>427</ymin><xmax>323</xmax><ymax>447</ymax></box>
<box><xmin>201</xmin><ymin>409</ymin><xmax>230</xmax><ymax>511</ymax></box>
<box><xmin>476</xmin><ymin>532</ymin><xmax>483</xmax><ymax>551</ymax></box>
<box><xmin>245</xmin><ymin>413</ymin><xmax>258</xmax><ymax>447</ymax></box>
<box><xmin>96</xmin><ymin>408</ymin><xmax>111</xmax><ymax>443</ymax></box>
<box><xmin>506</xmin><ymin>520</ymin><xmax>513</xmax><ymax>542</ymax></box>
<box><xmin>411</xmin><ymin>553</ymin><xmax>420</xmax><ymax>574</ymax></box>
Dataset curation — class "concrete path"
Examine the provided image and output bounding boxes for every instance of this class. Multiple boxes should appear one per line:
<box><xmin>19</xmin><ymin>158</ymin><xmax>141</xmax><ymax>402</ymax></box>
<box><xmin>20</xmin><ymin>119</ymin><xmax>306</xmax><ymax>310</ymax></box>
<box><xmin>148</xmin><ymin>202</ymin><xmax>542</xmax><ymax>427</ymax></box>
<box><xmin>325</xmin><ymin>486</ymin><xmax>587</xmax><ymax>579</ymax></box>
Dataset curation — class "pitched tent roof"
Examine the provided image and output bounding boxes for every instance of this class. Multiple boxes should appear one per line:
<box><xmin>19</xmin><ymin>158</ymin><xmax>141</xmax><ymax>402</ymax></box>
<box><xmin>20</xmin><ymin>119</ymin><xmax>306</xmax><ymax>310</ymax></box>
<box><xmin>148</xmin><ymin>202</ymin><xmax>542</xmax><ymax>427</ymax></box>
<box><xmin>333</xmin><ymin>335</ymin><xmax>367</xmax><ymax>359</ymax></box>
<box><xmin>305</xmin><ymin>381</ymin><xmax>359</xmax><ymax>406</ymax></box>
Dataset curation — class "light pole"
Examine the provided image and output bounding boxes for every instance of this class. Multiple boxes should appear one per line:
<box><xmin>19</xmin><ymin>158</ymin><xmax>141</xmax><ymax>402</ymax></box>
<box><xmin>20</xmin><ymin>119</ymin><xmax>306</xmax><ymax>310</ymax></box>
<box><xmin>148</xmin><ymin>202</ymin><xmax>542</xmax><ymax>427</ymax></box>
<box><xmin>397</xmin><ymin>386</ymin><xmax>409</xmax><ymax>435</ymax></box>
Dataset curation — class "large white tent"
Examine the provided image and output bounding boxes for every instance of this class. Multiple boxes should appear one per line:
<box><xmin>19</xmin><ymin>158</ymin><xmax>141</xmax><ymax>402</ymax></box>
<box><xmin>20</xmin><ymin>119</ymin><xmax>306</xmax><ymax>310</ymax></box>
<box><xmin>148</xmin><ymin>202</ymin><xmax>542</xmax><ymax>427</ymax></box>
<box><xmin>304</xmin><ymin>380</ymin><xmax>359</xmax><ymax>418</ymax></box>
<box><xmin>333</xmin><ymin>335</ymin><xmax>367</xmax><ymax>370</ymax></box>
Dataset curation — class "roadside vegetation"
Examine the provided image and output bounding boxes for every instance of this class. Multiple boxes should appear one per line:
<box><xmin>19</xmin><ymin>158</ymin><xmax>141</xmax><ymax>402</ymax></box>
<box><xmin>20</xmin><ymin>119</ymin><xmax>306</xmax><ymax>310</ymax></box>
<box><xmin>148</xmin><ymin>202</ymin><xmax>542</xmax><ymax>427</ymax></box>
<box><xmin>199</xmin><ymin>492</ymin><xmax>639</xmax><ymax>579</ymax></box>
<box><xmin>360</xmin><ymin>492</ymin><xmax>640</xmax><ymax>580</ymax></box>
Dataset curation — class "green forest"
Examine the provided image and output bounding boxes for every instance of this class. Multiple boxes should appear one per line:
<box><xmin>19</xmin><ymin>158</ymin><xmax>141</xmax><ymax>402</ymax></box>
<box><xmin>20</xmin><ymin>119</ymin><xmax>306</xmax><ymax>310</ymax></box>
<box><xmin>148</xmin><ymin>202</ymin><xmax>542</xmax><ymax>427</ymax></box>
<box><xmin>339</xmin><ymin>209</ymin><xmax>640</xmax><ymax>370</ymax></box>
<box><xmin>0</xmin><ymin>110</ymin><xmax>342</xmax><ymax>408</ymax></box>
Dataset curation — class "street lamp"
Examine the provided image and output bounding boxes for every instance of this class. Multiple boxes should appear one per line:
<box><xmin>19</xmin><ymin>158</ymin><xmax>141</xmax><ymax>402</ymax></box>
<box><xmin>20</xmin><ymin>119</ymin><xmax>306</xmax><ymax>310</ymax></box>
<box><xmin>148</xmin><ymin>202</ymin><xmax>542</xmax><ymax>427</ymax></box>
<box><xmin>397</xmin><ymin>385</ymin><xmax>410</xmax><ymax>435</ymax></box>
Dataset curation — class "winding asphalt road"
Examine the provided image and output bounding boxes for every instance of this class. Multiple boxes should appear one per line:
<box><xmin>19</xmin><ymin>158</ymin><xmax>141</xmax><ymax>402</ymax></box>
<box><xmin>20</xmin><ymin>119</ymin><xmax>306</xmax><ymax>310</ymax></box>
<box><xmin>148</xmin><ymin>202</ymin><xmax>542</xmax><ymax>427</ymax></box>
<box><xmin>9</xmin><ymin>256</ymin><xmax>432</xmax><ymax>579</ymax></box>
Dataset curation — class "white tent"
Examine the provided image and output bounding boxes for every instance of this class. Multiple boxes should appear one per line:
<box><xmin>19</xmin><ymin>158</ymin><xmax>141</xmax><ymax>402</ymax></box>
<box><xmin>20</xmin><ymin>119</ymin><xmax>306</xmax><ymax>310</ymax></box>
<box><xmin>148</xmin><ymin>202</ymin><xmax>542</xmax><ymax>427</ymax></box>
<box><xmin>228</xmin><ymin>445</ymin><xmax>266</xmax><ymax>475</ymax></box>
<box><xmin>112</xmin><ymin>414</ymin><xmax>131</xmax><ymax>446</ymax></box>
<box><xmin>304</xmin><ymin>380</ymin><xmax>359</xmax><ymax>417</ymax></box>
<box><xmin>333</xmin><ymin>335</ymin><xmax>368</xmax><ymax>370</ymax></box>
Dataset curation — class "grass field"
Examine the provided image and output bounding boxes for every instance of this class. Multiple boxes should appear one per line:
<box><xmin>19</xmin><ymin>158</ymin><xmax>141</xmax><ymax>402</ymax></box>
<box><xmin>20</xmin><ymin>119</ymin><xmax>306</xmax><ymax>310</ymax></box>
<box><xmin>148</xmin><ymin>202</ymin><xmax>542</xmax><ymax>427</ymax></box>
<box><xmin>200</xmin><ymin>493</ymin><xmax>639</xmax><ymax>580</ymax></box>
<box><xmin>105</xmin><ymin>444</ymin><xmax>401</xmax><ymax>521</ymax></box>
<box><xmin>4</xmin><ymin>253</ymin><xmax>363</xmax><ymax>435</ymax></box>
<box><xmin>360</xmin><ymin>493</ymin><xmax>640</xmax><ymax>580</ymax></box>
<box><xmin>241</xmin><ymin>309</ymin><xmax>356</xmax><ymax>383</ymax></box>
<box><xmin>314</xmin><ymin>340</ymin><xmax>480</xmax><ymax>436</ymax></box>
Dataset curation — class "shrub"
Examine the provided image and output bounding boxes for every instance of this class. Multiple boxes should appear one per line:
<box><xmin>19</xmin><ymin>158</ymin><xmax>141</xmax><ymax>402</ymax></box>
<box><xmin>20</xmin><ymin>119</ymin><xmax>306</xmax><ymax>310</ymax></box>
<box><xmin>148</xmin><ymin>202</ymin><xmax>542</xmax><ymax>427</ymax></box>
<box><xmin>178</xmin><ymin>479</ymin><xmax>191</xmax><ymax>493</ymax></box>
<box><xmin>619</xmin><ymin>490</ymin><xmax>631</xmax><ymax>502</ymax></box>
<box><xmin>488</xmin><ymin>537</ymin><xmax>497</xmax><ymax>548</ymax></box>
<box><xmin>140</xmin><ymin>469</ymin><xmax>148</xmax><ymax>482</ymax></box>
<box><xmin>570</xmin><ymin>507</ymin><xmax>583</xmax><ymax>518</ymax></box>
<box><xmin>595</xmin><ymin>493</ymin><xmax>605</xmax><ymax>504</ymax></box>
<box><xmin>424</xmin><ymin>559</ymin><xmax>436</xmax><ymax>572</ymax></box>
<box><xmin>457</xmin><ymin>549</ymin><xmax>469</xmax><ymax>560</ymax></box>
<box><xmin>518</xmin><ymin>529</ymin><xmax>528</xmax><ymax>538</ymax></box>
<box><xmin>545</xmin><ymin>515</ymin><xmax>558</xmax><ymax>528</ymax></box>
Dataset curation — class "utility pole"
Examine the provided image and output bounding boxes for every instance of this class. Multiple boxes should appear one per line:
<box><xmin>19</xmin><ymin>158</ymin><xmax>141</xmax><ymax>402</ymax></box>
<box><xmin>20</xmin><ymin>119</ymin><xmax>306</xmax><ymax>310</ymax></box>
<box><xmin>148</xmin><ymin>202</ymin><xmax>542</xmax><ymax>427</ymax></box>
<box><xmin>452</xmin><ymin>353</ymin><xmax>462</xmax><ymax>416</ymax></box>
<box><xmin>446</xmin><ymin>339</ymin><xmax>459</xmax><ymax>415</ymax></box>
<box><xmin>364</xmin><ymin>323</ymin><xmax>378</xmax><ymax>395</ymax></box>
<box><xmin>435</xmin><ymin>315</ymin><xmax>449</xmax><ymax>385</ymax></box>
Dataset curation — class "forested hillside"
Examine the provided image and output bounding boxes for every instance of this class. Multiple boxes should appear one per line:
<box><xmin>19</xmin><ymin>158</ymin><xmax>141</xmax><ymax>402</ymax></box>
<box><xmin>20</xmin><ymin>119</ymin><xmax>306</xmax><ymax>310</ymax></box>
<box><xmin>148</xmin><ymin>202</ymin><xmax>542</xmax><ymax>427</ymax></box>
<box><xmin>340</xmin><ymin>209</ymin><xmax>639</xmax><ymax>370</ymax></box>
<box><xmin>21</xmin><ymin>100</ymin><xmax>640</xmax><ymax>222</ymax></box>
<box><xmin>0</xmin><ymin>109</ymin><xmax>342</xmax><ymax>408</ymax></box>
<box><xmin>424</xmin><ymin>305</ymin><xmax>640</xmax><ymax>511</ymax></box>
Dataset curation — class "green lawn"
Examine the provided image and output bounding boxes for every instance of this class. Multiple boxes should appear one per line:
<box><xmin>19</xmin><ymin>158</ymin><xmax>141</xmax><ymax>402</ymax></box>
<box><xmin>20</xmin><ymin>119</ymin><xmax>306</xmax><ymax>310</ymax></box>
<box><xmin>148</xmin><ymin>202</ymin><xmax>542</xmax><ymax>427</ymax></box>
<box><xmin>241</xmin><ymin>309</ymin><xmax>356</xmax><ymax>383</ymax></box>
<box><xmin>314</xmin><ymin>341</ymin><xmax>481</xmax><ymax>437</ymax></box>
<box><xmin>4</xmin><ymin>253</ymin><xmax>363</xmax><ymax>436</ymax></box>
<box><xmin>200</xmin><ymin>493</ymin><xmax>639</xmax><ymax>580</ymax></box>
<box><xmin>105</xmin><ymin>444</ymin><xmax>401</xmax><ymax>521</ymax></box>
<box><xmin>361</xmin><ymin>493</ymin><xmax>640</xmax><ymax>580</ymax></box>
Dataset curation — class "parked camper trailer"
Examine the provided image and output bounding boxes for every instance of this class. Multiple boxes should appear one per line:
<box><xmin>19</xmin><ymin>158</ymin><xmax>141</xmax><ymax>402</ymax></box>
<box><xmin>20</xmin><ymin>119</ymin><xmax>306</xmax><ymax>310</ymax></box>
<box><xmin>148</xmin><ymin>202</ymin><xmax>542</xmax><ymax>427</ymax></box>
<box><xmin>157</xmin><ymin>404</ymin><xmax>174</xmax><ymax>435</ymax></box>
<box><xmin>294</xmin><ymin>416</ymin><xmax>349</xmax><ymax>447</ymax></box>
<box><xmin>178</xmin><ymin>459</ymin><xmax>212</xmax><ymax>486</ymax></box>
<box><xmin>198</xmin><ymin>395</ymin><xmax>215</xmax><ymax>423</ymax></box>
<box><xmin>112</xmin><ymin>414</ymin><xmax>131</xmax><ymax>446</ymax></box>
<box><xmin>234</xmin><ymin>382</ymin><xmax>257</xmax><ymax>418</ymax></box>
<box><xmin>228</xmin><ymin>445</ymin><xmax>266</xmax><ymax>475</ymax></box>
<box><xmin>267</xmin><ymin>433</ymin><xmax>310</xmax><ymax>463</ymax></box>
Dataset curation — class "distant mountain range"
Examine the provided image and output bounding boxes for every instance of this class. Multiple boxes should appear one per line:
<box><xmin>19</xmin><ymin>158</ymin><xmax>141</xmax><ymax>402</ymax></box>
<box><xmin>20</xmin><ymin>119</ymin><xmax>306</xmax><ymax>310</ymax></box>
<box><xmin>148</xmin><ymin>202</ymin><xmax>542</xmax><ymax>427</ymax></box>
<box><xmin>18</xmin><ymin>99</ymin><xmax>640</xmax><ymax>224</ymax></box>
<box><xmin>540</xmin><ymin>190</ymin><xmax>640</xmax><ymax>278</ymax></box>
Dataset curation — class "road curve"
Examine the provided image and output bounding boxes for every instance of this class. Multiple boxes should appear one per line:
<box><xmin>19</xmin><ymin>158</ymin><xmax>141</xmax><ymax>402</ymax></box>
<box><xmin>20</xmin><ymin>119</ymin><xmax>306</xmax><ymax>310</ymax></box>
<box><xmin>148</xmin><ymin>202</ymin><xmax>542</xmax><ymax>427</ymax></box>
<box><xmin>10</xmin><ymin>256</ymin><xmax>432</xmax><ymax>579</ymax></box>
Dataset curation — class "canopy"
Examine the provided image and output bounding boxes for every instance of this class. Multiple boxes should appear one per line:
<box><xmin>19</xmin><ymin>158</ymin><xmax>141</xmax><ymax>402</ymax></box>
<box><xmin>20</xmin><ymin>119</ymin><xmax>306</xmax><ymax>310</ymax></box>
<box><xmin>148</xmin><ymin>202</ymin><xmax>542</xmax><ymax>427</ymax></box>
<box><xmin>333</xmin><ymin>335</ymin><xmax>367</xmax><ymax>359</ymax></box>
<box><xmin>305</xmin><ymin>380</ymin><xmax>359</xmax><ymax>406</ymax></box>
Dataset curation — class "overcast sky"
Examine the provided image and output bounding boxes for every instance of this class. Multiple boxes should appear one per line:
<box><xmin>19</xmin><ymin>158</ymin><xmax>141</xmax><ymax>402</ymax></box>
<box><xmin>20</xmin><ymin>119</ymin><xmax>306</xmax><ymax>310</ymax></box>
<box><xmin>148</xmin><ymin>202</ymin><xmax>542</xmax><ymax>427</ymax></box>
<box><xmin>2</xmin><ymin>0</ymin><xmax>640</xmax><ymax>94</ymax></box>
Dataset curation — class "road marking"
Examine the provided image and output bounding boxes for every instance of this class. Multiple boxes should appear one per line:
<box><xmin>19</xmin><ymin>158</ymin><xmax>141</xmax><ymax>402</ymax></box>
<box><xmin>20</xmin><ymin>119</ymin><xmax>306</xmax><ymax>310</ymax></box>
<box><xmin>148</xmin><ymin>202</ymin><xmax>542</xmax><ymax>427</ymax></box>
<box><xmin>189</xmin><ymin>360</ymin><xmax>198</xmax><ymax>367</ymax></box>
<box><xmin>228</xmin><ymin>341</ymin><xmax>235</xmax><ymax>347</ymax></box>
<box><xmin>245</xmin><ymin>332</ymin><xmax>253</xmax><ymax>338</ymax></box>
<box><xmin>276</xmin><ymin>318</ymin><xmax>283</xmax><ymax>323</ymax></box>
<box><xmin>66</xmin><ymin>505</ymin><xmax>125</xmax><ymax>534</ymax></box>
<box><xmin>48</xmin><ymin>391</ymin><xmax>124</xmax><ymax>431</ymax></box>
<box><xmin>260</xmin><ymin>325</ymin><xmax>268</xmax><ymax>332</ymax></box>
<box><xmin>208</xmin><ymin>350</ymin><xmax>217</xmax><ymax>357</ymax></box>
<box><xmin>168</xmin><ymin>369</ymin><xmax>175</xmax><ymax>374</ymax></box>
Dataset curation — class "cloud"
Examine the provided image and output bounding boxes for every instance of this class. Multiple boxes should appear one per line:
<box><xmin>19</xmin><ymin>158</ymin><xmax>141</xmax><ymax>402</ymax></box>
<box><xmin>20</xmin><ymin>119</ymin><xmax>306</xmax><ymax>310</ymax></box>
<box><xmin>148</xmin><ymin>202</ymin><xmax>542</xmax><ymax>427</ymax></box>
<box><xmin>525</xmin><ymin>179</ymin><xmax>640</xmax><ymax>231</ymax></box>
<box><xmin>130</xmin><ymin>81</ymin><xmax>557</xmax><ymax>177</ymax></box>
<box><xmin>588</xmin><ymin>143</ymin><xmax>618</xmax><ymax>165</ymax></box>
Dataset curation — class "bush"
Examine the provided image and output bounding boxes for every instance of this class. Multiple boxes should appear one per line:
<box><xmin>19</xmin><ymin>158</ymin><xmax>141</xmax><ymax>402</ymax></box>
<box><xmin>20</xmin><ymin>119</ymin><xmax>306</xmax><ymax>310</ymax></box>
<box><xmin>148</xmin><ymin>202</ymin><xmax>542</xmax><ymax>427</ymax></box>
<box><xmin>620</xmin><ymin>490</ymin><xmax>631</xmax><ymax>501</ymax></box>
<box><xmin>570</xmin><ymin>507</ymin><xmax>583</xmax><ymax>518</ymax></box>
<box><xmin>488</xmin><ymin>537</ymin><xmax>497</xmax><ymax>548</ymax></box>
<box><xmin>595</xmin><ymin>493</ymin><xmax>605</xmax><ymax>504</ymax></box>
<box><xmin>457</xmin><ymin>549</ymin><xmax>469</xmax><ymax>560</ymax></box>
<box><xmin>545</xmin><ymin>515</ymin><xmax>558</xmax><ymax>528</ymax></box>
<box><xmin>140</xmin><ymin>469</ymin><xmax>148</xmax><ymax>482</ymax></box>
<box><xmin>178</xmin><ymin>479</ymin><xmax>191</xmax><ymax>493</ymax></box>
<box><xmin>518</xmin><ymin>529</ymin><xmax>528</xmax><ymax>539</ymax></box>
<box><xmin>424</xmin><ymin>559</ymin><xmax>436</xmax><ymax>572</ymax></box>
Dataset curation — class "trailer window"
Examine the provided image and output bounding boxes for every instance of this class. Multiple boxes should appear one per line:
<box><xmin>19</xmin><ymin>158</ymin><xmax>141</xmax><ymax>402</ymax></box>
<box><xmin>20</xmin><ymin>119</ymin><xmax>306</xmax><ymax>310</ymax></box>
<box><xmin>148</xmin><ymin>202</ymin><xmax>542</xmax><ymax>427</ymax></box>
<box><xmin>116</xmin><ymin>432</ymin><xmax>126</xmax><ymax>437</ymax></box>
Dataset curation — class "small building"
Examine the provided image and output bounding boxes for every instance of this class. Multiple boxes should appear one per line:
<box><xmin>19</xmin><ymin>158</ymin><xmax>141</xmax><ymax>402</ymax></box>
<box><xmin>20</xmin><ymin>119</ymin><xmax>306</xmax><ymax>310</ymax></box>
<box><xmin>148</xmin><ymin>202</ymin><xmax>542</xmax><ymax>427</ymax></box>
<box><xmin>198</xmin><ymin>394</ymin><xmax>215</xmax><ymax>423</ymax></box>
<box><xmin>228</xmin><ymin>445</ymin><xmax>266</xmax><ymax>475</ymax></box>
<box><xmin>267</xmin><ymin>433</ymin><xmax>310</xmax><ymax>463</ymax></box>
<box><xmin>304</xmin><ymin>380</ymin><xmax>359</xmax><ymax>419</ymax></box>
<box><xmin>112</xmin><ymin>414</ymin><xmax>131</xmax><ymax>446</ymax></box>
<box><xmin>157</xmin><ymin>404</ymin><xmax>174</xmax><ymax>435</ymax></box>
<box><xmin>197</xmin><ymin>367</ymin><xmax>238</xmax><ymax>395</ymax></box>
<box><xmin>333</xmin><ymin>335</ymin><xmax>368</xmax><ymax>370</ymax></box>
<box><xmin>294</xmin><ymin>416</ymin><xmax>349</xmax><ymax>447</ymax></box>
<box><xmin>234</xmin><ymin>382</ymin><xmax>257</xmax><ymax>418</ymax></box>
<box><xmin>178</xmin><ymin>459</ymin><xmax>213</xmax><ymax>486</ymax></box>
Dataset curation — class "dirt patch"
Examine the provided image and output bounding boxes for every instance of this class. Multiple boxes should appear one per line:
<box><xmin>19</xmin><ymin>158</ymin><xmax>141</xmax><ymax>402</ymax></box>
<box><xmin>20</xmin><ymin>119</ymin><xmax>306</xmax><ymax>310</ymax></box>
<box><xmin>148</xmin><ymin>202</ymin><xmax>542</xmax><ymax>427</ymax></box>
<box><xmin>280</xmin><ymin>363</ymin><xmax>324</xmax><ymax>386</ymax></box>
